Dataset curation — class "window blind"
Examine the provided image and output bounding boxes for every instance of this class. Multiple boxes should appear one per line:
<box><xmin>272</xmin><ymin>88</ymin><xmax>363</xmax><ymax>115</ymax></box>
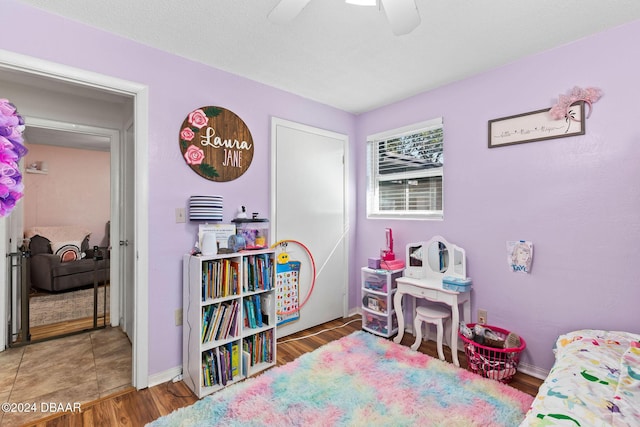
<box><xmin>367</xmin><ymin>118</ymin><xmax>443</xmax><ymax>218</ymax></box>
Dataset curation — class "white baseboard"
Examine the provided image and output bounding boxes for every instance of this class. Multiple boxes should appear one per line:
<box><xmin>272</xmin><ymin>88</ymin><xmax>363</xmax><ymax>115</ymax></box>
<box><xmin>148</xmin><ymin>365</ymin><xmax>183</xmax><ymax>388</ymax></box>
<box><xmin>517</xmin><ymin>362</ymin><xmax>548</xmax><ymax>380</ymax></box>
<box><xmin>347</xmin><ymin>307</ymin><xmax>362</xmax><ymax>317</ymax></box>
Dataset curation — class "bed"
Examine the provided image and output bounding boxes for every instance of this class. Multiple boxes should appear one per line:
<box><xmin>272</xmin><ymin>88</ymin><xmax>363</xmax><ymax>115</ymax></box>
<box><xmin>520</xmin><ymin>329</ymin><xmax>640</xmax><ymax>426</ymax></box>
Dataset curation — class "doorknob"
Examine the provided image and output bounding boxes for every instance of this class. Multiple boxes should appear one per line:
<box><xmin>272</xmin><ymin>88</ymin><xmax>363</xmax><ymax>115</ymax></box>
<box><xmin>119</xmin><ymin>240</ymin><xmax>129</xmax><ymax>246</ymax></box>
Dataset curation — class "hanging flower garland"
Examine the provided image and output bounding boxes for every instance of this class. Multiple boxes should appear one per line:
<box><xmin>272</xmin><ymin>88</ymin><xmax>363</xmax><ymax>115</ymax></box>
<box><xmin>0</xmin><ymin>99</ymin><xmax>28</xmax><ymax>217</ymax></box>
<box><xmin>549</xmin><ymin>86</ymin><xmax>603</xmax><ymax>121</ymax></box>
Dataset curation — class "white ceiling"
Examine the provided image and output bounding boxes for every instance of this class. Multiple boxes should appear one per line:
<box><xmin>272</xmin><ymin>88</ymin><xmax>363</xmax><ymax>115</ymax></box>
<box><xmin>14</xmin><ymin>0</ymin><xmax>640</xmax><ymax>114</ymax></box>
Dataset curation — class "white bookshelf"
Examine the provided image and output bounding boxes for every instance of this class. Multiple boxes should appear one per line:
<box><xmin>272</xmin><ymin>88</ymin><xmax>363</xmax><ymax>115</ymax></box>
<box><xmin>182</xmin><ymin>249</ymin><xmax>276</xmax><ymax>398</ymax></box>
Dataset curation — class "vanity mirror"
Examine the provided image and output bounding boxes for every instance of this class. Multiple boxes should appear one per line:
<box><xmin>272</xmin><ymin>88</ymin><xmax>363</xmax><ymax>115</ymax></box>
<box><xmin>405</xmin><ymin>242</ymin><xmax>427</xmax><ymax>278</ymax></box>
<box><xmin>427</xmin><ymin>240</ymin><xmax>447</xmax><ymax>273</ymax></box>
<box><xmin>405</xmin><ymin>236</ymin><xmax>466</xmax><ymax>280</ymax></box>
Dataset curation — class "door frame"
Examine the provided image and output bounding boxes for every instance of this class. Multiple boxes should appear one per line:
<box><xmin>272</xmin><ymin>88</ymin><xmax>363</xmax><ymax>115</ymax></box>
<box><xmin>270</xmin><ymin>117</ymin><xmax>350</xmax><ymax>333</ymax></box>
<box><xmin>20</xmin><ymin>116</ymin><xmax>122</xmax><ymax>328</ymax></box>
<box><xmin>0</xmin><ymin>49</ymin><xmax>150</xmax><ymax>389</ymax></box>
<box><xmin>120</xmin><ymin>118</ymin><xmax>135</xmax><ymax>339</ymax></box>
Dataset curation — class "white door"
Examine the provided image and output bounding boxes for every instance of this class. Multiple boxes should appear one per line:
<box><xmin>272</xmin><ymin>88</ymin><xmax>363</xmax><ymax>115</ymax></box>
<box><xmin>271</xmin><ymin>118</ymin><xmax>348</xmax><ymax>337</ymax></box>
<box><xmin>120</xmin><ymin>121</ymin><xmax>135</xmax><ymax>340</ymax></box>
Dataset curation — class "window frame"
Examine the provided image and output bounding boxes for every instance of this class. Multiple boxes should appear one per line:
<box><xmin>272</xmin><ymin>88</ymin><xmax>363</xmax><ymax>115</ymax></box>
<box><xmin>366</xmin><ymin>118</ymin><xmax>444</xmax><ymax>220</ymax></box>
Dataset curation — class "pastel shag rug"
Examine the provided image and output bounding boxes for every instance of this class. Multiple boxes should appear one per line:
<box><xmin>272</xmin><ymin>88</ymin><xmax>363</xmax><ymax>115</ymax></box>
<box><xmin>150</xmin><ymin>331</ymin><xmax>533</xmax><ymax>426</ymax></box>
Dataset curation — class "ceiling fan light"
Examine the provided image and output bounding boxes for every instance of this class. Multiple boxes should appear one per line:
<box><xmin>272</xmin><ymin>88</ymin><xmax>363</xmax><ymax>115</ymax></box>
<box><xmin>345</xmin><ymin>0</ymin><xmax>377</xmax><ymax>6</ymax></box>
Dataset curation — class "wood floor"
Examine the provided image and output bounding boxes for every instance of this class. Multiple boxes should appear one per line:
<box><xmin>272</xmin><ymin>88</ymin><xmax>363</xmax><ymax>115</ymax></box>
<box><xmin>28</xmin><ymin>315</ymin><xmax>543</xmax><ymax>426</ymax></box>
<box><xmin>28</xmin><ymin>315</ymin><xmax>110</xmax><ymax>342</ymax></box>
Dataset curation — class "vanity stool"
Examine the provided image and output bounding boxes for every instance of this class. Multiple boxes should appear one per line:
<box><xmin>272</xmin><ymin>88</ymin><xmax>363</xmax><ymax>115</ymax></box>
<box><xmin>411</xmin><ymin>304</ymin><xmax>451</xmax><ymax>361</ymax></box>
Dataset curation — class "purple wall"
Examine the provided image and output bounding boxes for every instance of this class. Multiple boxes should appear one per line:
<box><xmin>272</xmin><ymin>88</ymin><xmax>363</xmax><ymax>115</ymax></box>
<box><xmin>3</xmin><ymin>1</ymin><xmax>356</xmax><ymax>376</ymax></box>
<box><xmin>4</xmin><ymin>0</ymin><xmax>639</xmax><ymax>376</ymax></box>
<box><xmin>356</xmin><ymin>21</ymin><xmax>640</xmax><ymax>370</ymax></box>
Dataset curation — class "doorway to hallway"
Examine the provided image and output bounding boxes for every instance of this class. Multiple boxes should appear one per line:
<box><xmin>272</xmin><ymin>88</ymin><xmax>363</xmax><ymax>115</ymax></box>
<box><xmin>0</xmin><ymin>48</ymin><xmax>150</xmax><ymax>389</ymax></box>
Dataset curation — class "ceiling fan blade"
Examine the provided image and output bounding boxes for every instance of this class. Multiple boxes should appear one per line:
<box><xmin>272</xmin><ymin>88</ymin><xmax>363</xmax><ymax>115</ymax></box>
<box><xmin>268</xmin><ymin>0</ymin><xmax>313</xmax><ymax>24</ymax></box>
<box><xmin>380</xmin><ymin>0</ymin><xmax>421</xmax><ymax>35</ymax></box>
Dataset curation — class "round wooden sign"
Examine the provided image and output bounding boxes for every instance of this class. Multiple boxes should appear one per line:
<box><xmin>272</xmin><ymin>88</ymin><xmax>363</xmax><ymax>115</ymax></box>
<box><xmin>179</xmin><ymin>106</ymin><xmax>254</xmax><ymax>182</ymax></box>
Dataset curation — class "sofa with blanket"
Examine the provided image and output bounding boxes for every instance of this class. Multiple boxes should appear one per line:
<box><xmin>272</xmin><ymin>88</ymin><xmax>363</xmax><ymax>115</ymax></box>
<box><xmin>25</xmin><ymin>225</ymin><xmax>109</xmax><ymax>293</ymax></box>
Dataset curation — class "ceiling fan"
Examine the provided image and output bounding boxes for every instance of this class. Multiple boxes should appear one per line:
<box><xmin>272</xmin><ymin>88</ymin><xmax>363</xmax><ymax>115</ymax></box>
<box><xmin>268</xmin><ymin>0</ymin><xmax>421</xmax><ymax>36</ymax></box>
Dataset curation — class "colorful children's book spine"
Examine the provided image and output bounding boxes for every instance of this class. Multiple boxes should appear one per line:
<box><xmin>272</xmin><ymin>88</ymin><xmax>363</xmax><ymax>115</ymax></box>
<box><xmin>201</xmin><ymin>306</ymin><xmax>210</xmax><ymax>343</ymax></box>
<box><xmin>254</xmin><ymin>295</ymin><xmax>263</xmax><ymax>327</ymax></box>
<box><xmin>246</xmin><ymin>299</ymin><xmax>257</xmax><ymax>328</ymax></box>
<box><xmin>215</xmin><ymin>347</ymin><xmax>223</xmax><ymax>386</ymax></box>
<box><xmin>242</xmin><ymin>258</ymin><xmax>248</xmax><ymax>292</ymax></box>
<box><xmin>231</xmin><ymin>342</ymin><xmax>240</xmax><ymax>378</ymax></box>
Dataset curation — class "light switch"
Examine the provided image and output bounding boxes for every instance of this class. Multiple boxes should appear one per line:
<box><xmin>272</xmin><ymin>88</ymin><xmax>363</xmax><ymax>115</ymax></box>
<box><xmin>176</xmin><ymin>208</ymin><xmax>186</xmax><ymax>223</ymax></box>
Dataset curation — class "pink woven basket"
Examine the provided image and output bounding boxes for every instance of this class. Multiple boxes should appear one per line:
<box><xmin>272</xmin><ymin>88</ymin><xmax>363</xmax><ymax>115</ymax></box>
<box><xmin>459</xmin><ymin>323</ymin><xmax>526</xmax><ymax>383</ymax></box>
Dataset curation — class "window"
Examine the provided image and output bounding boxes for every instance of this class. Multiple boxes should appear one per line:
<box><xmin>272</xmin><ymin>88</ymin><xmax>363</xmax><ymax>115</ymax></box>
<box><xmin>367</xmin><ymin>118</ymin><xmax>443</xmax><ymax>220</ymax></box>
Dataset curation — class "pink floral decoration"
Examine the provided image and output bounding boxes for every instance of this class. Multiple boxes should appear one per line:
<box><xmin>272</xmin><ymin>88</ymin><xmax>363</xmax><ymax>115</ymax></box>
<box><xmin>180</xmin><ymin>127</ymin><xmax>195</xmax><ymax>142</ymax></box>
<box><xmin>184</xmin><ymin>144</ymin><xmax>205</xmax><ymax>165</ymax></box>
<box><xmin>188</xmin><ymin>109</ymin><xmax>209</xmax><ymax>129</ymax></box>
<box><xmin>0</xmin><ymin>99</ymin><xmax>27</xmax><ymax>217</ymax></box>
<box><xmin>550</xmin><ymin>86</ymin><xmax>603</xmax><ymax>120</ymax></box>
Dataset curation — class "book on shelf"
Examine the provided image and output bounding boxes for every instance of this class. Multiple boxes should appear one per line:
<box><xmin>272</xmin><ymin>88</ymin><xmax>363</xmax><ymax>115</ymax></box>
<box><xmin>217</xmin><ymin>302</ymin><xmax>234</xmax><ymax>341</ymax></box>
<box><xmin>244</xmin><ymin>256</ymin><xmax>253</xmax><ymax>292</ymax></box>
<box><xmin>203</xmin><ymin>349</ymin><xmax>223</xmax><ymax>387</ymax></box>
<box><xmin>231</xmin><ymin>342</ymin><xmax>240</xmax><ymax>378</ymax></box>
<box><xmin>244</xmin><ymin>298</ymin><xmax>256</xmax><ymax>329</ymax></box>
<box><xmin>201</xmin><ymin>306</ymin><xmax>211</xmax><ymax>343</ymax></box>
<box><xmin>242</xmin><ymin>257</ymin><xmax>248</xmax><ymax>293</ymax></box>
<box><xmin>223</xmin><ymin>300</ymin><xmax>239</xmax><ymax>339</ymax></box>
<box><xmin>230</xmin><ymin>260</ymin><xmax>239</xmax><ymax>294</ymax></box>
<box><xmin>202</xmin><ymin>304</ymin><xmax>216</xmax><ymax>343</ymax></box>
<box><xmin>254</xmin><ymin>295</ymin><xmax>263</xmax><ymax>327</ymax></box>
<box><xmin>242</xmin><ymin>350</ymin><xmax>250</xmax><ymax>377</ymax></box>
<box><xmin>218</xmin><ymin>343</ymin><xmax>234</xmax><ymax>384</ymax></box>
<box><xmin>211</xmin><ymin>304</ymin><xmax>224</xmax><ymax>342</ymax></box>
<box><xmin>242</xmin><ymin>330</ymin><xmax>273</xmax><ymax>367</ymax></box>
<box><xmin>202</xmin><ymin>351</ymin><xmax>211</xmax><ymax>387</ymax></box>
<box><xmin>216</xmin><ymin>346</ymin><xmax>224</xmax><ymax>386</ymax></box>
<box><xmin>218</xmin><ymin>304</ymin><xmax>230</xmax><ymax>341</ymax></box>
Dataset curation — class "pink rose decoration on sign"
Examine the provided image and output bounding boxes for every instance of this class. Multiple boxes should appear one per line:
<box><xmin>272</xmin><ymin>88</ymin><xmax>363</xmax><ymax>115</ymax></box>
<box><xmin>180</xmin><ymin>127</ymin><xmax>195</xmax><ymax>142</ymax></box>
<box><xmin>188</xmin><ymin>109</ymin><xmax>209</xmax><ymax>129</ymax></box>
<box><xmin>184</xmin><ymin>144</ymin><xmax>205</xmax><ymax>165</ymax></box>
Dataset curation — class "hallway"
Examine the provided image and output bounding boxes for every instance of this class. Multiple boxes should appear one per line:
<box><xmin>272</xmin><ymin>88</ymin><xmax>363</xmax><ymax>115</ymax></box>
<box><xmin>0</xmin><ymin>327</ymin><xmax>131</xmax><ymax>426</ymax></box>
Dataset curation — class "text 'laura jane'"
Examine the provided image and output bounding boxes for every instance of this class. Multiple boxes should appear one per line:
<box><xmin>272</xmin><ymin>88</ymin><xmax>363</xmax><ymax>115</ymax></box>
<box><xmin>200</xmin><ymin>127</ymin><xmax>252</xmax><ymax>150</ymax></box>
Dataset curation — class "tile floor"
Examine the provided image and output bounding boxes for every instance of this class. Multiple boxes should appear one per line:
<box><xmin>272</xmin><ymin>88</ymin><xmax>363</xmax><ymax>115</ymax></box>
<box><xmin>0</xmin><ymin>327</ymin><xmax>132</xmax><ymax>426</ymax></box>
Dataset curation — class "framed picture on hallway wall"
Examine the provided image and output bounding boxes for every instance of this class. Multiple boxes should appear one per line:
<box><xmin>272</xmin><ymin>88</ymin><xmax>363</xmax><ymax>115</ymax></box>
<box><xmin>488</xmin><ymin>101</ymin><xmax>585</xmax><ymax>148</ymax></box>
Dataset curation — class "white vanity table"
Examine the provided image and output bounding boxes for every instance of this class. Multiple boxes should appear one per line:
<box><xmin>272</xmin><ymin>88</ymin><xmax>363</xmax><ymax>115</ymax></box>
<box><xmin>393</xmin><ymin>236</ymin><xmax>471</xmax><ymax>367</ymax></box>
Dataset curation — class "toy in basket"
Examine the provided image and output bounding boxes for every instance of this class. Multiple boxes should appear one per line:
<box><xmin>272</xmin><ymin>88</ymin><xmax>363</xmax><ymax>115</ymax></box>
<box><xmin>458</xmin><ymin>323</ymin><xmax>525</xmax><ymax>382</ymax></box>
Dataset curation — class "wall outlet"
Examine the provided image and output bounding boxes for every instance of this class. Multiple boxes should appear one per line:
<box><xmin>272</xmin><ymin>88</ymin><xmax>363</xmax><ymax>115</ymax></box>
<box><xmin>175</xmin><ymin>207</ymin><xmax>186</xmax><ymax>223</ymax></box>
<box><xmin>477</xmin><ymin>309</ymin><xmax>487</xmax><ymax>325</ymax></box>
<box><xmin>175</xmin><ymin>308</ymin><xmax>183</xmax><ymax>326</ymax></box>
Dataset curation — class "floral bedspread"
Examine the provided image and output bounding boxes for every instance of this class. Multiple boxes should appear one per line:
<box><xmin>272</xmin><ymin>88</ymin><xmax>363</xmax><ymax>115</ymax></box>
<box><xmin>520</xmin><ymin>329</ymin><xmax>640</xmax><ymax>426</ymax></box>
